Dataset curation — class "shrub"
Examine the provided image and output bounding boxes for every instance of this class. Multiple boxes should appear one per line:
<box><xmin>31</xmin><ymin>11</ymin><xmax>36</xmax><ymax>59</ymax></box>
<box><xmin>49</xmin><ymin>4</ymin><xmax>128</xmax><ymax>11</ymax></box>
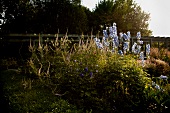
<box><xmin>150</xmin><ymin>48</ymin><xmax>170</xmax><ymax>64</ymax></box>
<box><xmin>144</xmin><ymin>58</ymin><xmax>170</xmax><ymax>77</ymax></box>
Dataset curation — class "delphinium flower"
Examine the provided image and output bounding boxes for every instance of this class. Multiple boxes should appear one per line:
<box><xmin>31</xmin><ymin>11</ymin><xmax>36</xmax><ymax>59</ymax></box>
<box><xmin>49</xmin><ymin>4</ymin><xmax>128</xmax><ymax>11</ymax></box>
<box><xmin>80</xmin><ymin>73</ymin><xmax>84</xmax><ymax>77</ymax></box>
<box><xmin>94</xmin><ymin>37</ymin><xmax>98</xmax><ymax>42</ymax></box>
<box><xmin>138</xmin><ymin>40</ymin><xmax>143</xmax><ymax>44</ymax></box>
<box><xmin>155</xmin><ymin>84</ymin><xmax>161</xmax><ymax>90</ymax></box>
<box><xmin>151</xmin><ymin>81</ymin><xmax>161</xmax><ymax>91</ymax></box>
<box><xmin>89</xmin><ymin>72</ymin><xmax>93</xmax><ymax>78</ymax></box>
<box><xmin>119</xmin><ymin>32</ymin><xmax>123</xmax><ymax>39</ymax></box>
<box><xmin>136</xmin><ymin>32</ymin><xmax>143</xmax><ymax>46</ymax></box>
<box><xmin>146</xmin><ymin>44</ymin><xmax>150</xmax><ymax>56</ymax></box>
<box><xmin>98</xmin><ymin>43</ymin><xmax>103</xmax><ymax>49</ymax></box>
<box><xmin>123</xmin><ymin>33</ymin><xmax>129</xmax><ymax>41</ymax></box>
<box><xmin>84</xmin><ymin>67</ymin><xmax>88</xmax><ymax>72</ymax></box>
<box><xmin>74</xmin><ymin>60</ymin><xmax>77</xmax><ymax>62</ymax></box>
<box><xmin>132</xmin><ymin>42</ymin><xmax>137</xmax><ymax>54</ymax></box>
<box><xmin>136</xmin><ymin>45</ymin><xmax>141</xmax><ymax>54</ymax></box>
<box><xmin>94</xmin><ymin>38</ymin><xmax>103</xmax><ymax>49</ymax></box>
<box><xmin>0</xmin><ymin>19</ymin><xmax>4</xmax><ymax>26</ymax></box>
<box><xmin>112</xmin><ymin>23</ymin><xmax>117</xmax><ymax>35</ymax></box>
<box><xmin>127</xmin><ymin>31</ymin><xmax>131</xmax><ymax>39</ymax></box>
<box><xmin>118</xmin><ymin>50</ymin><xmax>123</xmax><ymax>56</ymax></box>
<box><xmin>136</xmin><ymin>32</ymin><xmax>141</xmax><ymax>39</ymax></box>
<box><xmin>139</xmin><ymin>51</ymin><xmax>145</xmax><ymax>66</ymax></box>
<box><xmin>113</xmin><ymin>35</ymin><xmax>119</xmax><ymax>47</ymax></box>
<box><xmin>103</xmin><ymin>37</ymin><xmax>109</xmax><ymax>47</ymax></box>
<box><xmin>122</xmin><ymin>33</ymin><xmax>130</xmax><ymax>54</ymax></box>
<box><xmin>111</xmin><ymin>23</ymin><xmax>119</xmax><ymax>52</ymax></box>
<box><xmin>109</xmin><ymin>26</ymin><xmax>114</xmax><ymax>38</ymax></box>
<box><xmin>160</xmin><ymin>75</ymin><xmax>168</xmax><ymax>80</ymax></box>
<box><xmin>123</xmin><ymin>42</ymin><xmax>129</xmax><ymax>53</ymax></box>
<box><xmin>103</xmin><ymin>30</ymin><xmax>108</xmax><ymax>38</ymax></box>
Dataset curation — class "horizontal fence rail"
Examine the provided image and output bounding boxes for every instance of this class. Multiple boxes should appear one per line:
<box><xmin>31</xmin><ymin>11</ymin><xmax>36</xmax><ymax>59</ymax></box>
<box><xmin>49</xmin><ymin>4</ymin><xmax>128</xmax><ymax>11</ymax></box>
<box><xmin>0</xmin><ymin>33</ymin><xmax>170</xmax><ymax>59</ymax></box>
<box><xmin>1</xmin><ymin>34</ymin><xmax>170</xmax><ymax>48</ymax></box>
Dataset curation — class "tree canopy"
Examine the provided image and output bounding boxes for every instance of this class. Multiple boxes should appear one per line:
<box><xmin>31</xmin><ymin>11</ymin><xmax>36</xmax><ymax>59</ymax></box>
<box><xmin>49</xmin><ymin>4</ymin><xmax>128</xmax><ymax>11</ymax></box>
<box><xmin>0</xmin><ymin>0</ymin><xmax>152</xmax><ymax>36</ymax></box>
<box><xmin>94</xmin><ymin>0</ymin><xmax>152</xmax><ymax>36</ymax></box>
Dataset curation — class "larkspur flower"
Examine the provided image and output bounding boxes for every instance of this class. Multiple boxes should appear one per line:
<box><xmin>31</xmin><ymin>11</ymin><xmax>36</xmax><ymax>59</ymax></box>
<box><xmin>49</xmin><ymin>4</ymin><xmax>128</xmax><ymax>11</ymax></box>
<box><xmin>80</xmin><ymin>73</ymin><xmax>84</xmax><ymax>77</ymax></box>
<box><xmin>136</xmin><ymin>45</ymin><xmax>141</xmax><ymax>54</ymax></box>
<box><xmin>103</xmin><ymin>41</ymin><xmax>110</xmax><ymax>47</ymax></box>
<box><xmin>89</xmin><ymin>72</ymin><xmax>93</xmax><ymax>77</ymax></box>
<box><xmin>123</xmin><ymin>33</ymin><xmax>129</xmax><ymax>41</ymax></box>
<box><xmin>113</xmin><ymin>22</ymin><xmax>117</xmax><ymax>35</ymax></box>
<box><xmin>139</xmin><ymin>52</ymin><xmax>144</xmax><ymax>60</ymax></box>
<box><xmin>97</xmin><ymin>43</ymin><xmax>103</xmax><ymax>49</ymax></box>
<box><xmin>155</xmin><ymin>84</ymin><xmax>161</xmax><ymax>90</ymax></box>
<box><xmin>118</xmin><ymin>50</ymin><xmax>123</xmax><ymax>56</ymax></box>
<box><xmin>136</xmin><ymin>32</ymin><xmax>141</xmax><ymax>39</ymax></box>
<box><xmin>113</xmin><ymin>36</ymin><xmax>119</xmax><ymax>47</ymax></box>
<box><xmin>137</xmin><ymin>40</ymin><xmax>143</xmax><ymax>44</ymax></box>
<box><xmin>84</xmin><ymin>67</ymin><xmax>88</xmax><ymax>72</ymax></box>
<box><xmin>123</xmin><ymin>42</ymin><xmax>129</xmax><ymax>52</ymax></box>
<box><xmin>132</xmin><ymin>42</ymin><xmax>137</xmax><ymax>53</ymax></box>
<box><xmin>127</xmin><ymin>31</ymin><xmax>131</xmax><ymax>39</ymax></box>
<box><xmin>103</xmin><ymin>30</ymin><xmax>108</xmax><ymax>38</ymax></box>
<box><xmin>109</xmin><ymin>26</ymin><xmax>114</xmax><ymax>38</ymax></box>
<box><xmin>146</xmin><ymin>44</ymin><xmax>150</xmax><ymax>55</ymax></box>
<box><xmin>160</xmin><ymin>75</ymin><xmax>168</xmax><ymax>80</ymax></box>
<box><xmin>140</xmin><ymin>52</ymin><xmax>145</xmax><ymax>66</ymax></box>
<box><xmin>119</xmin><ymin>32</ymin><xmax>123</xmax><ymax>38</ymax></box>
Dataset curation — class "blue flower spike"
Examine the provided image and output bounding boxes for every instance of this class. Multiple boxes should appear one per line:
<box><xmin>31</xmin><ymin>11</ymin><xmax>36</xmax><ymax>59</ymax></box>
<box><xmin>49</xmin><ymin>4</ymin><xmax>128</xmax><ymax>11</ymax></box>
<box><xmin>160</xmin><ymin>75</ymin><xmax>168</xmax><ymax>80</ymax></box>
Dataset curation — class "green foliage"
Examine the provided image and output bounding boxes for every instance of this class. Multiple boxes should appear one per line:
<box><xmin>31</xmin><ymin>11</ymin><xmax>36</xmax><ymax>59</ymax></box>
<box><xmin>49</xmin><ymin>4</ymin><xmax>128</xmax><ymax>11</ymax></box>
<box><xmin>0</xmin><ymin>0</ymin><xmax>89</xmax><ymax>34</ymax></box>
<box><xmin>94</xmin><ymin>0</ymin><xmax>152</xmax><ymax>36</ymax></box>
<box><xmin>0</xmin><ymin>69</ymin><xmax>82</xmax><ymax>113</ymax></box>
<box><xmin>144</xmin><ymin>58</ymin><xmax>170</xmax><ymax>77</ymax></box>
<box><xmin>27</xmin><ymin>36</ymin><xmax>168</xmax><ymax>112</ymax></box>
<box><xmin>0</xmin><ymin>0</ymin><xmax>152</xmax><ymax>35</ymax></box>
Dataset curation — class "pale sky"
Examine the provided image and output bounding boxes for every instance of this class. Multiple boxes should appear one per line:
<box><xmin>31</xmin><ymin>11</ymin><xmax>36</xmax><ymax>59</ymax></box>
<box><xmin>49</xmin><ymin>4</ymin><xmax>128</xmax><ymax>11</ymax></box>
<box><xmin>82</xmin><ymin>0</ymin><xmax>170</xmax><ymax>37</ymax></box>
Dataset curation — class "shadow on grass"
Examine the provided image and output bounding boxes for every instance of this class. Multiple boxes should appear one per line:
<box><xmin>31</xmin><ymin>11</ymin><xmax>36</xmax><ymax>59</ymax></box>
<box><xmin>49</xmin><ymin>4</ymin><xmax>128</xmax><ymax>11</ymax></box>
<box><xmin>0</xmin><ymin>69</ymin><xmax>58</xmax><ymax>112</ymax></box>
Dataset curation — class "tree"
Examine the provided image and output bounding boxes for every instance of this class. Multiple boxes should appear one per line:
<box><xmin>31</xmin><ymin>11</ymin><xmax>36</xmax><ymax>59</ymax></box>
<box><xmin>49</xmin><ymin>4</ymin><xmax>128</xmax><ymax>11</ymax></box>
<box><xmin>0</xmin><ymin>0</ymin><xmax>90</xmax><ymax>34</ymax></box>
<box><xmin>0</xmin><ymin>0</ymin><xmax>39</xmax><ymax>33</ymax></box>
<box><xmin>94</xmin><ymin>0</ymin><xmax>152</xmax><ymax>36</ymax></box>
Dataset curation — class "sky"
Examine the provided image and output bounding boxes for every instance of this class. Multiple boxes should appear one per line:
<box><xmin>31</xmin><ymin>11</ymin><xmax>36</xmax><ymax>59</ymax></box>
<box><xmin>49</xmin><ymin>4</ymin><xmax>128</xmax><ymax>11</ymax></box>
<box><xmin>81</xmin><ymin>0</ymin><xmax>170</xmax><ymax>37</ymax></box>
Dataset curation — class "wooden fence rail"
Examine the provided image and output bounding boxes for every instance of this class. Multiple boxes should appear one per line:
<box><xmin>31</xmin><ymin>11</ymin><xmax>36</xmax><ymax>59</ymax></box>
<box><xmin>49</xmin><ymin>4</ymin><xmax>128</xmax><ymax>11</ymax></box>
<box><xmin>0</xmin><ymin>33</ymin><xmax>170</xmax><ymax>59</ymax></box>
<box><xmin>1</xmin><ymin>33</ymin><xmax>170</xmax><ymax>49</ymax></box>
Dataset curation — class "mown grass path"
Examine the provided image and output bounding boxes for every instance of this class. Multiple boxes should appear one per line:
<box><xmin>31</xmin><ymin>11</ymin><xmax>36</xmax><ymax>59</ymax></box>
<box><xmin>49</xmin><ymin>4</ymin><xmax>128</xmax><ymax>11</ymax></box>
<box><xmin>0</xmin><ymin>70</ymin><xmax>12</xmax><ymax>113</ymax></box>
